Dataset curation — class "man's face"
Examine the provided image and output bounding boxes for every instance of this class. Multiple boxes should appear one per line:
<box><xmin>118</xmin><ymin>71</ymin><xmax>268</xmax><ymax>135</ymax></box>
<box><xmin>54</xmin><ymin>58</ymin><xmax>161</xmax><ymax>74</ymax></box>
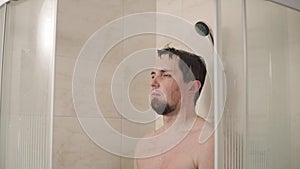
<box><xmin>150</xmin><ymin>54</ymin><xmax>185</xmax><ymax>115</ymax></box>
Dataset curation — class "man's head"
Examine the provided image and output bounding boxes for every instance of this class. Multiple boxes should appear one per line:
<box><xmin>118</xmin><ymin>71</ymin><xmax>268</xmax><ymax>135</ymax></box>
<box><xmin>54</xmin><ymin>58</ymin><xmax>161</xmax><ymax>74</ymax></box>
<box><xmin>150</xmin><ymin>47</ymin><xmax>207</xmax><ymax>115</ymax></box>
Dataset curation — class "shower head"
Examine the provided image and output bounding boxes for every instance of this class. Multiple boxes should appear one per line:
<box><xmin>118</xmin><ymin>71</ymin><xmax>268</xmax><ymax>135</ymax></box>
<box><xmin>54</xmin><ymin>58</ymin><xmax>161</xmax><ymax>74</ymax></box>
<box><xmin>195</xmin><ymin>21</ymin><xmax>210</xmax><ymax>36</ymax></box>
<box><xmin>194</xmin><ymin>21</ymin><xmax>214</xmax><ymax>45</ymax></box>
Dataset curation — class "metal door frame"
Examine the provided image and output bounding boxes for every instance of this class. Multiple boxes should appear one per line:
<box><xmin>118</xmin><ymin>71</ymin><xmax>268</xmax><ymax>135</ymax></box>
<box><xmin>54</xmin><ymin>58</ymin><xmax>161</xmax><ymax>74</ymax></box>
<box><xmin>0</xmin><ymin>2</ymin><xmax>7</xmax><ymax>169</ymax></box>
<box><xmin>267</xmin><ymin>0</ymin><xmax>300</xmax><ymax>12</ymax></box>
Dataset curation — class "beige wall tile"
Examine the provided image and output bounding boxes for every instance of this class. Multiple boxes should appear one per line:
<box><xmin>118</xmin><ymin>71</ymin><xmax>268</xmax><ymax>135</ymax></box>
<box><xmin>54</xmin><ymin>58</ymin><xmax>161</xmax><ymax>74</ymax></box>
<box><xmin>54</xmin><ymin>56</ymin><xmax>76</xmax><ymax>117</ymax></box>
<box><xmin>129</xmin><ymin>69</ymin><xmax>151</xmax><ymax>112</ymax></box>
<box><xmin>182</xmin><ymin>0</ymin><xmax>214</xmax><ymax>28</ymax></box>
<box><xmin>157</xmin><ymin>0</ymin><xmax>182</xmax><ymax>16</ymax></box>
<box><xmin>56</xmin><ymin>0</ymin><xmax>123</xmax><ymax>59</ymax></box>
<box><xmin>123</xmin><ymin>35</ymin><xmax>156</xmax><ymax>57</ymax></box>
<box><xmin>53</xmin><ymin>117</ymin><xmax>121</xmax><ymax>169</ymax></box>
<box><xmin>121</xmin><ymin>118</ymin><xmax>155</xmax><ymax>138</ymax></box>
<box><xmin>124</xmin><ymin>0</ymin><xmax>156</xmax><ymax>14</ymax></box>
<box><xmin>95</xmin><ymin>43</ymin><xmax>124</xmax><ymax>119</ymax></box>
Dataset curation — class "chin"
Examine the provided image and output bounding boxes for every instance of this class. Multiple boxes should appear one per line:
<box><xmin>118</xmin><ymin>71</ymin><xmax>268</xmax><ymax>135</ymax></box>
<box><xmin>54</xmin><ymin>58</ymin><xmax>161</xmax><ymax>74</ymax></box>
<box><xmin>151</xmin><ymin>98</ymin><xmax>176</xmax><ymax>115</ymax></box>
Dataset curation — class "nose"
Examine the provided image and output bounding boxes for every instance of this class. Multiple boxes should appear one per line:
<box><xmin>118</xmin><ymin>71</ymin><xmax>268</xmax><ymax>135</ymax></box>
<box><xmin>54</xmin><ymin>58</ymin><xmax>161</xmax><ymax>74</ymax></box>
<box><xmin>150</xmin><ymin>76</ymin><xmax>160</xmax><ymax>89</ymax></box>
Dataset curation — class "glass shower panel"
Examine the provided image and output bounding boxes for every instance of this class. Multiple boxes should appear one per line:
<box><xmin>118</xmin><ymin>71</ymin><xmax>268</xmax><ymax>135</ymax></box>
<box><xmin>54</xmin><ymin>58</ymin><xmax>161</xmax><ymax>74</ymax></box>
<box><xmin>246</xmin><ymin>0</ymin><xmax>300</xmax><ymax>169</ymax></box>
<box><xmin>0</xmin><ymin>3</ymin><xmax>6</xmax><ymax>169</ymax></box>
<box><xmin>0</xmin><ymin>4</ymin><xmax>5</xmax><ymax>56</ymax></box>
<box><xmin>0</xmin><ymin>0</ymin><xmax>56</xmax><ymax>169</ymax></box>
<box><xmin>219</xmin><ymin>0</ymin><xmax>247</xmax><ymax>169</ymax></box>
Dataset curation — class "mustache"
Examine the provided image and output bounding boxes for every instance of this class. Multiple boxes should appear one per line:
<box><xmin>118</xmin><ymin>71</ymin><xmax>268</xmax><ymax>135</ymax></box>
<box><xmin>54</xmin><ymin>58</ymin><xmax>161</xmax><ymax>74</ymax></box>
<box><xmin>149</xmin><ymin>90</ymin><xmax>165</xmax><ymax>98</ymax></box>
<box><xmin>150</xmin><ymin>90</ymin><xmax>163</xmax><ymax>97</ymax></box>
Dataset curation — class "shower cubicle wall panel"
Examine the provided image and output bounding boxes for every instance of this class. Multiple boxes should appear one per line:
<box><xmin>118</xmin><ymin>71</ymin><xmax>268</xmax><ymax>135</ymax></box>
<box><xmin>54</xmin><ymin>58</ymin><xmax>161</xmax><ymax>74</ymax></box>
<box><xmin>0</xmin><ymin>0</ymin><xmax>57</xmax><ymax>169</ymax></box>
<box><xmin>220</xmin><ymin>0</ymin><xmax>300</xmax><ymax>169</ymax></box>
<box><xmin>0</xmin><ymin>3</ymin><xmax>7</xmax><ymax>169</ymax></box>
<box><xmin>219</xmin><ymin>0</ymin><xmax>247</xmax><ymax>168</ymax></box>
<box><xmin>246</xmin><ymin>0</ymin><xmax>300</xmax><ymax>168</ymax></box>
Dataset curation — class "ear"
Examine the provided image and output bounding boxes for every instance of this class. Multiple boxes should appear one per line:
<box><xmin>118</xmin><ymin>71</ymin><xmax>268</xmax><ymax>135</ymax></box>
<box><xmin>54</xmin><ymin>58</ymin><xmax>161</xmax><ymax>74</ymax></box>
<box><xmin>189</xmin><ymin>80</ymin><xmax>201</xmax><ymax>93</ymax></box>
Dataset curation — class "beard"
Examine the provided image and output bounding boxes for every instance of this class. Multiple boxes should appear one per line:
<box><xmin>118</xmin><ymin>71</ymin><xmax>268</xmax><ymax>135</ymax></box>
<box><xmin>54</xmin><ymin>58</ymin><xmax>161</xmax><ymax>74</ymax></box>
<box><xmin>150</xmin><ymin>97</ymin><xmax>176</xmax><ymax>115</ymax></box>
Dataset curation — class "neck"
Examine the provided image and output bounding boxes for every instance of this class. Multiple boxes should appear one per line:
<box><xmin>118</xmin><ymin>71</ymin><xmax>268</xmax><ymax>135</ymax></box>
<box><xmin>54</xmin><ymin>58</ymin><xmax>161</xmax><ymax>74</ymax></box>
<box><xmin>162</xmin><ymin>112</ymin><xmax>178</xmax><ymax>129</ymax></box>
<box><xmin>162</xmin><ymin>100</ymin><xmax>197</xmax><ymax>131</ymax></box>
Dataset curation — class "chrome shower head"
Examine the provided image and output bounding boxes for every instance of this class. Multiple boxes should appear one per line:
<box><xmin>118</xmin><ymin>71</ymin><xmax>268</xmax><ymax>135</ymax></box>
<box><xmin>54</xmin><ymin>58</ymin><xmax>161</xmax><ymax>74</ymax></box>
<box><xmin>194</xmin><ymin>21</ymin><xmax>214</xmax><ymax>45</ymax></box>
<box><xmin>195</xmin><ymin>21</ymin><xmax>209</xmax><ymax>36</ymax></box>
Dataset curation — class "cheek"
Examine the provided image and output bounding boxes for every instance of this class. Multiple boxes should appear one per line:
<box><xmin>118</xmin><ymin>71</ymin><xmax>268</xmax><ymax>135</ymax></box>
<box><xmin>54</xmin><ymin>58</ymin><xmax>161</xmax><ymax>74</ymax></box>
<box><xmin>170</xmin><ymin>82</ymin><xmax>181</xmax><ymax>100</ymax></box>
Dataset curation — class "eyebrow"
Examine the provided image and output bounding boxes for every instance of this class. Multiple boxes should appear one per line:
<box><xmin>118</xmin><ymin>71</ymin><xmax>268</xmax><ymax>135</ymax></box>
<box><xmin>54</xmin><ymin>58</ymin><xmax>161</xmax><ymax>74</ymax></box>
<box><xmin>150</xmin><ymin>69</ymin><xmax>171</xmax><ymax>75</ymax></box>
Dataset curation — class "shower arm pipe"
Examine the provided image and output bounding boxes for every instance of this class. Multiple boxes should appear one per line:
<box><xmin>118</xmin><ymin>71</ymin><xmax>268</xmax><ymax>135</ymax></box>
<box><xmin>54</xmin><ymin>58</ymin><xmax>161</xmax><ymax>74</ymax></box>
<box><xmin>209</xmin><ymin>31</ymin><xmax>214</xmax><ymax>46</ymax></box>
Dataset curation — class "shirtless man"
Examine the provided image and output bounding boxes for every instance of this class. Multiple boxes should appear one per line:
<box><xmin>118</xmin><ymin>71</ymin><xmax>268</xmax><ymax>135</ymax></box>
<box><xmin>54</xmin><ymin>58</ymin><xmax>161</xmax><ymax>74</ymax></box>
<box><xmin>134</xmin><ymin>47</ymin><xmax>214</xmax><ymax>169</ymax></box>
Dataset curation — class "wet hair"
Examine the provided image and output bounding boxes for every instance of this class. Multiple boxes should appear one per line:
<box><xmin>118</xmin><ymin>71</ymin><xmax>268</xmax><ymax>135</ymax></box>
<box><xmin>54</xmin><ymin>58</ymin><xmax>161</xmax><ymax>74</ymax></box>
<box><xmin>157</xmin><ymin>47</ymin><xmax>207</xmax><ymax>104</ymax></box>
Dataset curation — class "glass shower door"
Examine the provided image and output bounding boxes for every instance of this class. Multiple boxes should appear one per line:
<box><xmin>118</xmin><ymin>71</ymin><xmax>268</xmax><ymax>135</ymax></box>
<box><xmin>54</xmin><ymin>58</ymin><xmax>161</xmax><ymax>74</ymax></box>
<box><xmin>246</xmin><ymin>1</ymin><xmax>300</xmax><ymax>169</ymax></box>
<box><xmin>0</xmin><ymin>0</ymin><xmax>57</xmax><ymax>169</ymax></box>
<box><xmin>219</xmin><ymin>0</ymin><xmax>300</xmax><ymax>169</ymax></box>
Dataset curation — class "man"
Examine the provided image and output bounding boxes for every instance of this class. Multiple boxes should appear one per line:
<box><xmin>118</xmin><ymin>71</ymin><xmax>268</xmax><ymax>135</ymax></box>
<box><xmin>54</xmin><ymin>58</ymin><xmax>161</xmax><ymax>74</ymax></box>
<box><xmin>134</xmin><ymin>47</ymin><xmax>214</xmax><ymax>169</ymax></box>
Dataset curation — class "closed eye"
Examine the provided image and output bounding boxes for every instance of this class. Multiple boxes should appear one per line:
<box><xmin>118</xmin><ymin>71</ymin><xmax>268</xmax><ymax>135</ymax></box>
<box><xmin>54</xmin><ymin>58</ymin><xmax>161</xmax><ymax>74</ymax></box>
<box><xmin>162</xmin><ymin>73</ymin><xmax>171</xmax><ymax>78</ymax></box>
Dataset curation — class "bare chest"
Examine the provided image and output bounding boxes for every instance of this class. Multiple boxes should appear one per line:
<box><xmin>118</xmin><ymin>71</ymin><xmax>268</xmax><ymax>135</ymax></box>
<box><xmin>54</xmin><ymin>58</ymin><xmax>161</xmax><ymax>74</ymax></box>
<box><xmin>137</xmin><ymin>145</ymin><xmax>198</xmax><ymax>169</ymax></box>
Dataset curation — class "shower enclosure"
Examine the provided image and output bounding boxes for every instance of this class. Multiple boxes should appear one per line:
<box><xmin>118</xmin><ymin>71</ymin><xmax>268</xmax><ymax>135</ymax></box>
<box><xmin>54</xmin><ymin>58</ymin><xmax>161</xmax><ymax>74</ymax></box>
<box><xmin>0</xmin><ymin>0</ymin><xmax>56</xmax><ymax>169</ymax></box>
<box><xmin>219</xmin><ymin>0</ymin><xmax>300</xmax><ymax>169</ymax></box>
<box><xmin>0</xmin><ymin>0</ymin><xmax>299</xmax><ymax>169</ymax></box>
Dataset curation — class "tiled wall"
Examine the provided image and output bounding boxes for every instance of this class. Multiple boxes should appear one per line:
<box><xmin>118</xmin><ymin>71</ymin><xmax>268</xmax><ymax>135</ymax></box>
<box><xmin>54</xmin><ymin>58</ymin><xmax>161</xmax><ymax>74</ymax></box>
<box><xmin>53</xmin><ymin>0</ymin><xmax>214</xmax><ymax>169</ymax></box>
<box><xmin>54</xmin><ymin>0</ymin><xmax>156</xmax><ymax>169</ymax></box>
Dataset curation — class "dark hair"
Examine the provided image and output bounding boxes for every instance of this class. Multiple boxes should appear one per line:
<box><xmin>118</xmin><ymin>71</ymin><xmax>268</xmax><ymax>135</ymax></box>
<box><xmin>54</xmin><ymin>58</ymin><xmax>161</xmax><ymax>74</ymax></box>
<box><xmin>157</xmin><ymin>47</ymin><xmax>207</xmax><ymax>104</ymax></box>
